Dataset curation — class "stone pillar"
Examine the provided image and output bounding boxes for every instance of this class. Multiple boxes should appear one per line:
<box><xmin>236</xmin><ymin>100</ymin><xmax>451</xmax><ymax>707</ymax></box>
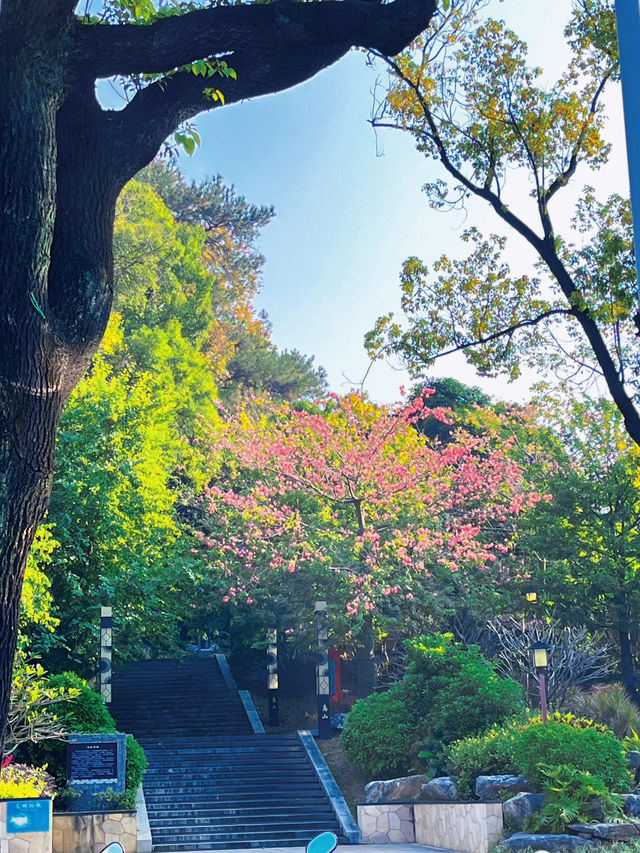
<box><xmin>266</xmin><ymin>626</ymin><xmax>279</xmax><ymax>726</ymax></box>
<box><xmin>315</xmin><ymin>600</ymin><xmax>331</xmax><ymax>739</ymax></box>
<box><xmin>99</xmin><ymin>606</ymin><xmax>113</xmax><ymax>704</ymax></box>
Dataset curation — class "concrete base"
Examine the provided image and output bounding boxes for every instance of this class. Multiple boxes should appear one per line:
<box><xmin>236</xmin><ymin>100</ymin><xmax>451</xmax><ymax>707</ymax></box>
<box><xmin>52</xmin><ymin>809</ymin><xmax>137</xmax><ymax>853</ymax></box>
<box><xmin>414</xmin><ymin>802</ymin><xmax>503</xmax><ymax>853</ymax></box>
<box><xmin>358</xmin><ymin>805</ymin><xmax>416</xmax><ymax>843</ymax></box>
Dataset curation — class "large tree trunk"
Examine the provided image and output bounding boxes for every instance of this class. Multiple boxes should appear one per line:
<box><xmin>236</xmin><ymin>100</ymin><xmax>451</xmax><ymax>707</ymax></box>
<box><xmin>0</xmin><ymin>0</ymin><xmax>436</xmax><ymax>753</ymax></box>
<box><xmin>0</xmin><ymin>11</ymin><xmax>112</xmax><ymax>754</ymax></box>
<box><xmin>354</xmin><ymin>613</ymin><xmax>377</xmax><ymax>697</ymax></box>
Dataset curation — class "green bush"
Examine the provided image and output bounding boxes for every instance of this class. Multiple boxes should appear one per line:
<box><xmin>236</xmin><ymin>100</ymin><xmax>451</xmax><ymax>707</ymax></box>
<box><xmin>511</xmin><ymin>720</ymin><xmax>631</xmax><ymax>792</ymax></box>
<box><xmin>447</xmin><ymin>719</ymin><xmax>523</xmax><ymax>797</ymax></box>
<box><xmin>448</xmin><ymin>716</ymin><xmax>632</xmax><ymax>800</ymax></box>
<box><xmin>564</xmin><ymin>683</ymin><xmax>640</xmax><ymax>739</ymax></box>
<box><xmin>402</xmin><ymin>634</ymin><xmax>525</xmax><ymax>746</ymax></box>
<box><xmin>44</xmin><ymin>672</ymin><xmax>118</xmax><ymax>733</ymax></box>
<box><xmin>341</xmin><ymin>634</ymin><xmax>525</xmax><ymax>778</ymax></box>
<box><xmin>124</xmin><ymin>734</ymin><xmax>147</xmax><ymax>808</ymax></box>
<box><xmin>17</xmin><ymin>672</ymin><xmax>146</xmax><ymax>810</ymax></box>
<box><xmin>341</xmin><ymin>685</ymin><xmax>414</xmax><ymax>777</ymax></box>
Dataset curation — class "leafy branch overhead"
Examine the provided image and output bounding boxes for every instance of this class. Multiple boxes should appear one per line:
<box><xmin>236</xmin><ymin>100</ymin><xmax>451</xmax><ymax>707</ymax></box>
<box><xmin>366</xmin><ymin>0</ymin><xmax>640</xmax><ymax>447</ymax></box>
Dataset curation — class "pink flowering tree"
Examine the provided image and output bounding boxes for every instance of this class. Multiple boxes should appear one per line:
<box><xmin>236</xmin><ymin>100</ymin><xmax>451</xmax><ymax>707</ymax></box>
<box><xmin>194</xmin><ymin>391</ymin><xmax>547</xmax><ymax>691</ymax></box>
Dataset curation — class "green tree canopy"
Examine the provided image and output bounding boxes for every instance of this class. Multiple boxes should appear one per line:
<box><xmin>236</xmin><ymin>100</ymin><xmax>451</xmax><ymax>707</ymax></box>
<box><xmin>365</xmin><ymin>0</ymin><xmax>640</xmax><ymax>446</ymax></box>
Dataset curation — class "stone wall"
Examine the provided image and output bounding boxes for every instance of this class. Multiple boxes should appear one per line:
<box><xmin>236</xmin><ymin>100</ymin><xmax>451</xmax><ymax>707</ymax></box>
<box><xmin>0</xmin><ymin>800</ymin><xmax>52</xmax><ymax>853</ymax></box>
<box><xmin>414</xmin><ymin>802</ymin><xmax>503</xmax><ymax>853</ymax></box>
<box><xmin>357</xmin><ymin>804</ymin><xmax>415</xmax><ymax>843</ymax></box>
<box><xmin>52</xmin><ymin>810</ymin><xmax>137</xmax><ymax>853</ymax></box>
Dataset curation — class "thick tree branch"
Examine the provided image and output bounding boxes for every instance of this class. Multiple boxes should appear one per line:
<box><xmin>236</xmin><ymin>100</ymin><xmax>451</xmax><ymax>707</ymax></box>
<box><xmin>75</xmin><ymin>0</ymin><xmax>436</xmax><ymax>78</ymax></box>
<box><xmin>105</xmin><ymin>43</ymin><xmax>351</xmax><ymax>183</ymax></box>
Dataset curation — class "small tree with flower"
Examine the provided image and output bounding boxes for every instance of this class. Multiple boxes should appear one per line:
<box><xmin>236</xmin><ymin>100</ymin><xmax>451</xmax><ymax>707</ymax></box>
<box><xmin>194</xmin><ymin>390</ymin><xmax>548</xmax><ymax>691</ymax></box>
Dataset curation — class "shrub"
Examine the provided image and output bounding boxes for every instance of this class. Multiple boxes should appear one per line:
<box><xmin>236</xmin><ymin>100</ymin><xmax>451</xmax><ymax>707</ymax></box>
<box><xmin>18</xmin><ymin>673</ymin><xmax>117</xmax><ymax>784</ymax></box>
<box><xmin>528</xmin><ymin>710</ymin><xmax>610</xmax><ymax>734</ymax></box>
<box><xmin>17</xmin><ymin>673</ymin><xmax>146</xmax><ymax>810</ymax></box>
<box><xmin>341</xmin><ymin>685</ymin><xmax>414</xmax><ymax>777</ymax></box>
<box><xmin>45</xmin><ymin>673</ymin><xmax>117</xmax><ymax>733</ymax></box>
<box><xmin>511</xmin><ymin>720</ymin><xmax>631</xmax><ymax>792</ymax></box>
<box><xmin>402</xmin><ymin>634</ymin><xmax>525</xmax><ymax>746</ymax></box>
<box><xmin>448</xmin><ymin>716</ymin><xmax>631</xmax><ymax>799</ymax></box>
<box><xmin>124</xmin><ymin>734</ymin><xmax>147</xmax><ymax>808</ymax></box>
<box><xmin>447</xmin><ymin>720</ymin><xmax>523</xmax><ymax>797</ymax></box>
<box><xmin>342</xmin><ymin>633</ymin><xmax>525</xmax><ymax>778</ymax></box>
<box><xmin>0</xmin><ymin>763</ymin><xmax>56</xmax><ymax>799</ymax></box>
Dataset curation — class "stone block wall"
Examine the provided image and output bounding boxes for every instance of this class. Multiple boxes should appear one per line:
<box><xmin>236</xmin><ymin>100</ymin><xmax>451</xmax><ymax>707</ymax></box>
<box><xmin>357</xmin><ymin>804</ymin><xmax>415</xmax><ymax>843</ymax></box>
<box><xmin>52</xmin><ymin>811</ymin><xmax>137</xmax><ymax>853</ymax></box>
<box><xmin>0</xmin><ymin>800</ymin><xmax>52</xmax><ymax>853</ymax></box>
<box><xmin>414</xmin><ymin>801</ymin><xmax>503</xmax><ymax>853</ymax></box>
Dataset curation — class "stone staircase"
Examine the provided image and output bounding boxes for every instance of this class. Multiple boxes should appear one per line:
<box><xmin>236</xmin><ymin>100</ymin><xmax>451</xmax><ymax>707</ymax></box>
<box><xmin>109</xmin><ymin>658</ymin><xmax>349</xmax><ymax>850</ymax></box>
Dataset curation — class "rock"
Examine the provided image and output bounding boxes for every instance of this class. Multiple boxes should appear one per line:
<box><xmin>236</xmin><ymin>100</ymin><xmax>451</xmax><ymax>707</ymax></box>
<box><xmin>364</xmin><ymin>775</ymin><xmax>425</xmax><ymax>804</ymax></box>
<box><xmin>627</xmin><ymin>750</ymin><xmax>640</xmax><ymax>772</ymax></box>
<box><xmin>475</xmin><ymin>774</ymin><xmax>531</xmax><ymax>799</ymax></box>
<box><xmin>420</xmin><ymin>776</ymin><xmax>459</xmax><ymax>801</ymax></box>
<box><xmin>568</xmin><ymin>822</ymin><xmax>640</xmax><ymax>841</ymax></box>
<box><xmin>330</xmin><ymin>713</ymin><xmax>347</xmax><ymax>731</ymax></box>
<box><xmin>625</xmin><ymin>793</ymin><xmax>640</xmax><ymax>816</ymax></box>
<box><xmin>502</xmin><ymin>792</ymin><xmax>545</xmax><ymax>830</ymax></box>
<box><xmin>498</xmin><ymin>832</ymin><xmax>598</xmax><ymax>851</ymax></box>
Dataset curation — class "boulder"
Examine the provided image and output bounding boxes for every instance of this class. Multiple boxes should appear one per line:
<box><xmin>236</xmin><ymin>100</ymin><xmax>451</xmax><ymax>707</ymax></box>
<box><xmin>502</xmin><ymin>792</ymin><xmax>545</xmax><ymax>830</ymax></box>
<box><xmin>330</xmin><ymin>713</ymin><xmax>347</xmax><ymax>731</ymax></box>
<box><xmin>568</xmin><ymin>822</ymin><xmax>640</xmax><ymax>841</ymax></box>
<box><xmin>625</xmin><ymin>793</ymin><xmax>640</xmax><ymax>816</ymax></box>
<box><xmin>476</xmin><ymin>774</ymin><xmax>531</xmax><ymax>799</ymax></box>
<box><xmin>627</xmin><ymin>750</ymin><xmax>640</xmax><ymax>773</ymax></box>
<box><xmin>364</xmin><ymin>775</ymin><xmax>425</xmax><ymax>804</ymax></box>
<box><xmin>498</xmin><ymin>832</ymin><xmax>597</xmax><ymax>851</ymax></box>
<box><xmin>420</xmin><ymin>776</ymin><xmax>459</xmax><ymax>802</ymax></box>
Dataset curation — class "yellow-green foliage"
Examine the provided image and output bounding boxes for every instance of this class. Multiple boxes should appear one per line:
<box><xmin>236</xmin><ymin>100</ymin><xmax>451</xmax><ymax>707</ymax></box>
<box><xmin>0</xmin><ymin>764</ymin><xmax>55</xmax><ymax>799</ymax></box>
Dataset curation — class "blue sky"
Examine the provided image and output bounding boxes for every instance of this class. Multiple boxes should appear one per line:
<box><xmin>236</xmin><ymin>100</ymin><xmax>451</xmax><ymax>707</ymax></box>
<box><xmin>120</xmin><ymin>0</ymin><xmax>631</xmax><ymax>404</ymax></box>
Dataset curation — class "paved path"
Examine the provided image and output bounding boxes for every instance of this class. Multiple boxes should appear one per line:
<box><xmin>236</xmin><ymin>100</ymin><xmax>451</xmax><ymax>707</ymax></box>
<box><xmin>175</xmin><ymin>845</ymin><xmax>460</xmax><ymax>853</ymax></box>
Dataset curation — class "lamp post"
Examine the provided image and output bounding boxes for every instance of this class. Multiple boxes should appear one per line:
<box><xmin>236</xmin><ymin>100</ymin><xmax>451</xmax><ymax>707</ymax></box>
<box><xmin>315</xmin><ymin>600</ymin><xmax>331</xmax><ymax>739</ymax></box>
<box><xmin>266</xmin><ymin>626</ymin><xmax>279</xmax><ymax>726</ymax></box>
<box><xmin>530</xmin><ymin>640</ymin><xmax>549</xmax><ymax>724</ymax></box>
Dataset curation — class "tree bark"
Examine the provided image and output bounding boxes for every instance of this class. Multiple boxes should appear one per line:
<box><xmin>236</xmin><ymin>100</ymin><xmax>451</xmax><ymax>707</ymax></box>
<box><xmin>618</xmin><ymin>596</ymin><xmax>637</xmax><ymax>703</ymax></box>
<box><xmin>354</xmin><ymin>613</ymin><xmax>377</xmax><ymax>697</ymax></box>
<box><xmin>0</xmin><ymin>0</ymin><xmax>435</xmax><ymax>752</ymax></box>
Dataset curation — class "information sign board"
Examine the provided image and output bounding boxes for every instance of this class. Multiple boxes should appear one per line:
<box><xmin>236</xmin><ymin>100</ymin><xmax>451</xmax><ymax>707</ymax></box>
<box><xmin>6</xmin><ymin>799</ymin><xmax>50</xmax><ymax>833</ymax></box>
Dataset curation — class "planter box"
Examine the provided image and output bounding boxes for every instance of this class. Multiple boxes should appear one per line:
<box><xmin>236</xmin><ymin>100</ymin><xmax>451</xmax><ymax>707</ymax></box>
<box><xmin>414</xmin><ymin>801</ymin><xmax>503</xmax><ymax>853</ymax></box>
<box><xmin>0</xmin><ymin>798</ymin><xmax>53</xmax><ymax>853</ymax></box>
<box><xmin>52</xmin><ymin>810</ymin><xmax>137</xmax><ymax>853</ymax></box>
<box><xmin>357</xmin><ymin>803</ymin><xmax>415</xmax><ymax>843</ymax></box>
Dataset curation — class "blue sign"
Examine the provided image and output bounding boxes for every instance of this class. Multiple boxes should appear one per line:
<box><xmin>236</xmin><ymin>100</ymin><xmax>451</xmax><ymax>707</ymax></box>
<box><xmin>6</xmin><ymin>799</ymin><xmax>50</xmax><ymax>833</ymax></box>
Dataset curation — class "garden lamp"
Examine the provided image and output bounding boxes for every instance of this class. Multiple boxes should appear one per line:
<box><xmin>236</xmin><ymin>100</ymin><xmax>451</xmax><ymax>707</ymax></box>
<box><xmin>530</xmin><ymin>640</ymin><xmax>549</xmax><ymax>723</ymax></box>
